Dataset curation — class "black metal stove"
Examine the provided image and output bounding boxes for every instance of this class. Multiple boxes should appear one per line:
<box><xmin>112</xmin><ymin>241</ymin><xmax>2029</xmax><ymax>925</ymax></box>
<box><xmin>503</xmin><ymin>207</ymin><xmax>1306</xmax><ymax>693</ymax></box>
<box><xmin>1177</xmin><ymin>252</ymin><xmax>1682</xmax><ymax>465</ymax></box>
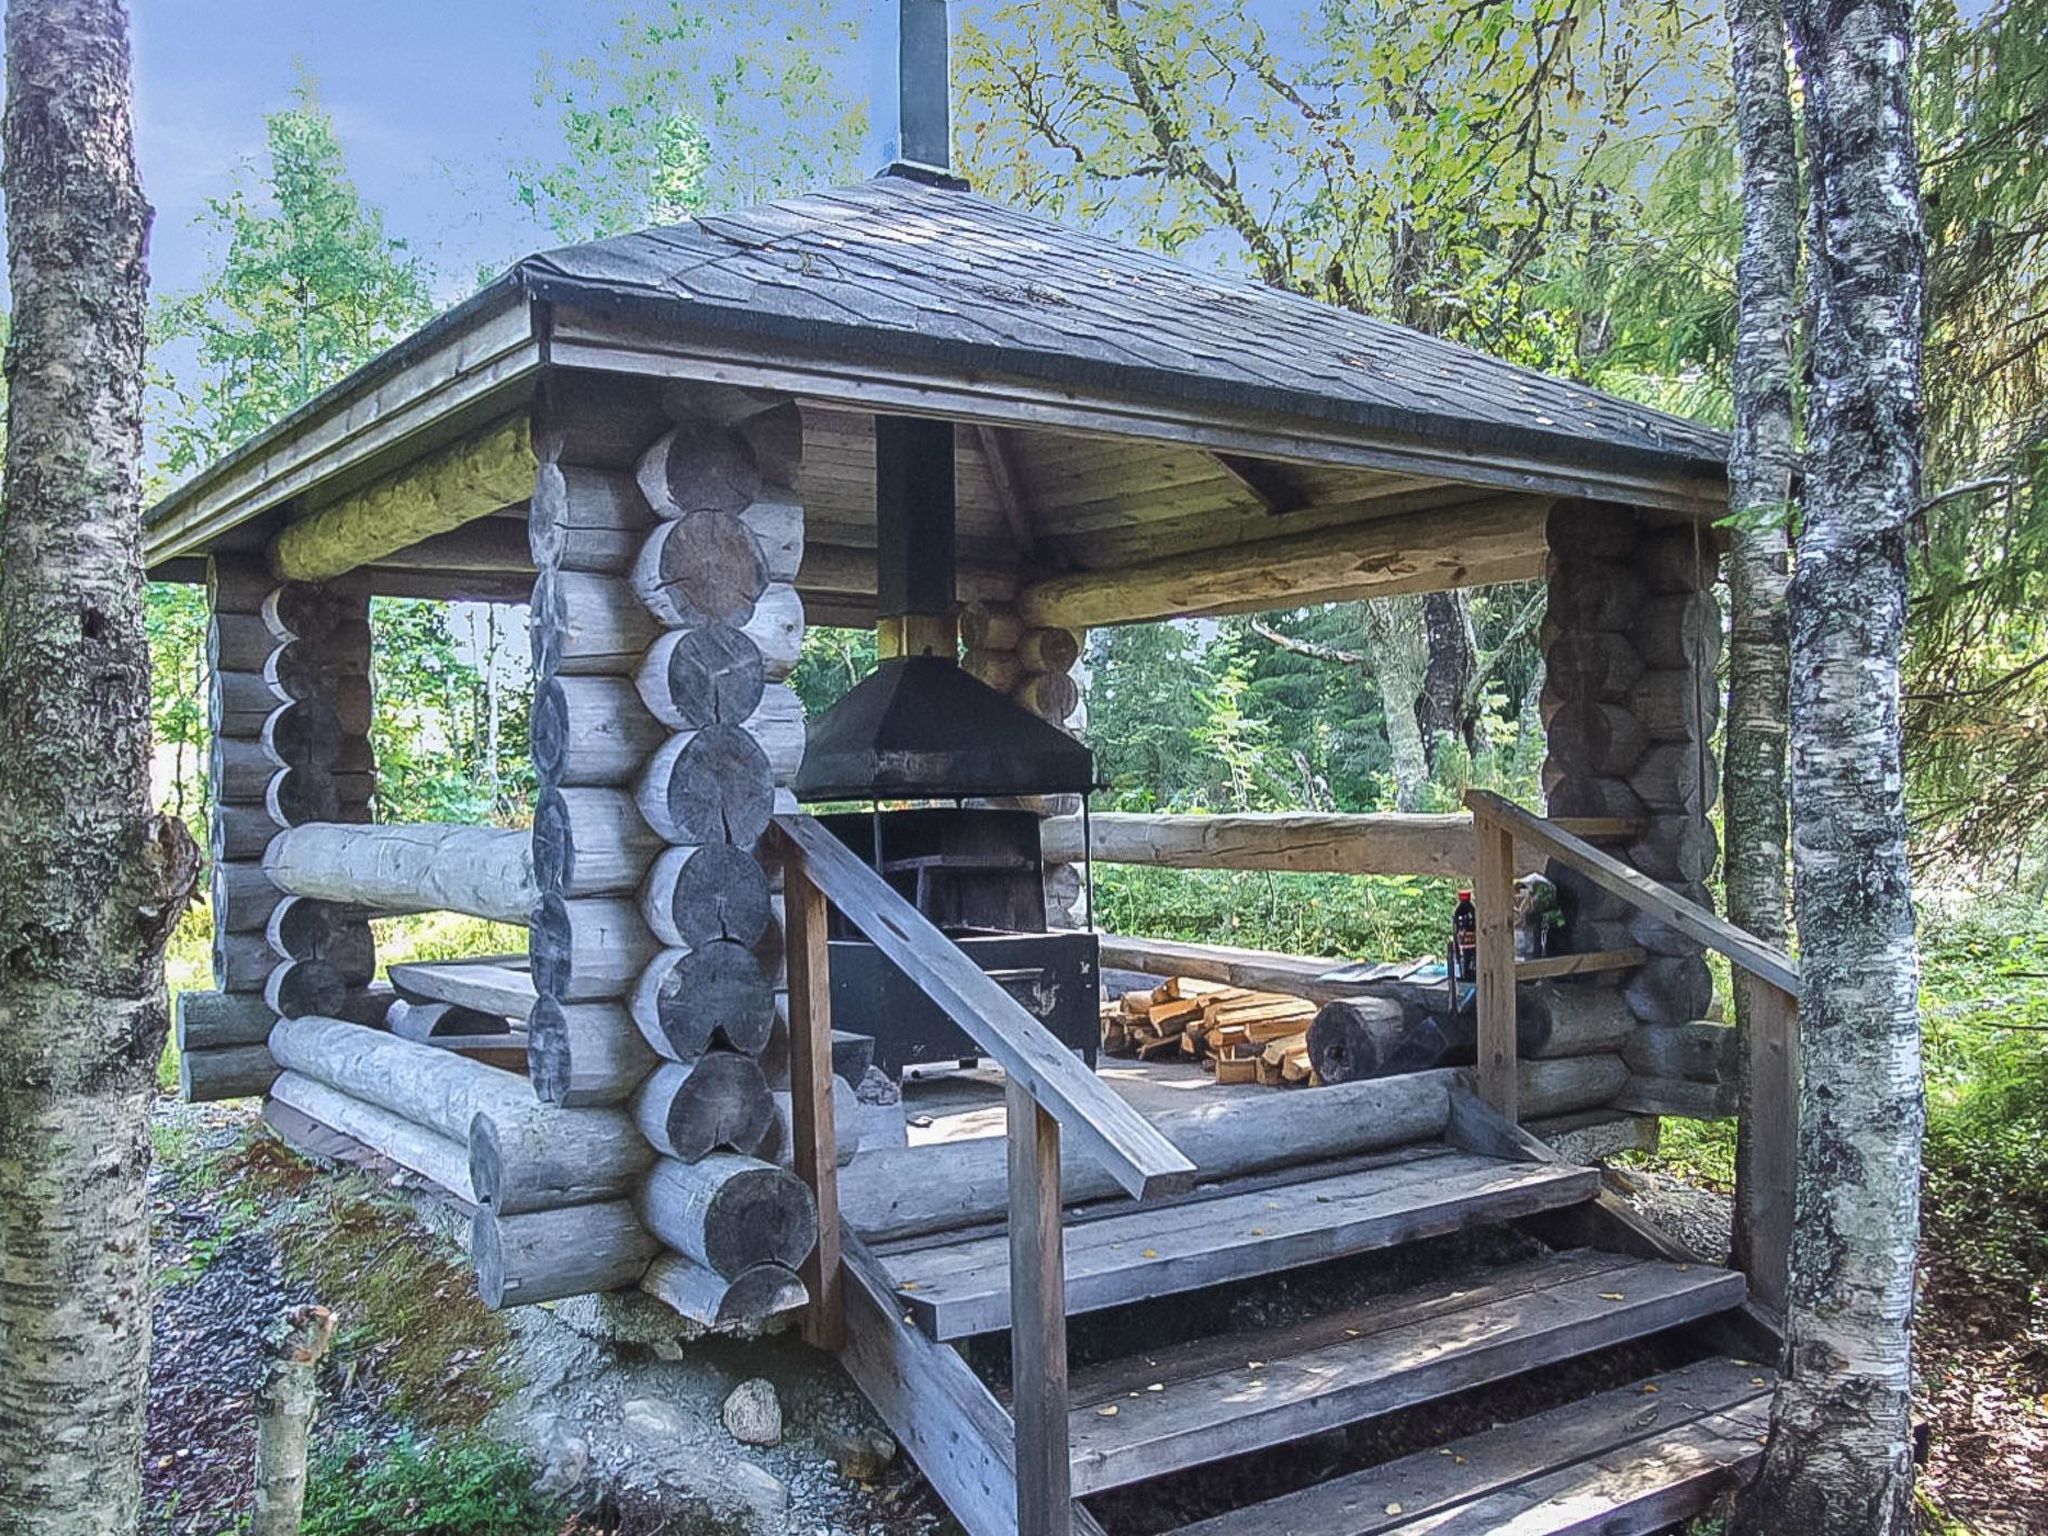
<box><xmin>792</xmin><ymin>415</ymin><xmax>1100</xmax><ymax>1078</ymax></box>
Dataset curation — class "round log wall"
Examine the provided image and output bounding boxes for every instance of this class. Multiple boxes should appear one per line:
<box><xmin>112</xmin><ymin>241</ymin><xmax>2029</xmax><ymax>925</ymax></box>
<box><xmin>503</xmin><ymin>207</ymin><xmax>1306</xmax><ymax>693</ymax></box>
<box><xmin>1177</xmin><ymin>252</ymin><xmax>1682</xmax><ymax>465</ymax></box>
<box><xmin>525</xmin><ymin>380</ymin><xmax>822</xmax><ymax>1330</ymax></box>
<box><xmin>1539</xmin><ymin>500</ymin><xmax>1722</xmax><ymax>1029</ymax></box>
<box><xmin>961</xmin><ymin>599</ymin><xmax>1090</xmax><ymax>928</ymax></box>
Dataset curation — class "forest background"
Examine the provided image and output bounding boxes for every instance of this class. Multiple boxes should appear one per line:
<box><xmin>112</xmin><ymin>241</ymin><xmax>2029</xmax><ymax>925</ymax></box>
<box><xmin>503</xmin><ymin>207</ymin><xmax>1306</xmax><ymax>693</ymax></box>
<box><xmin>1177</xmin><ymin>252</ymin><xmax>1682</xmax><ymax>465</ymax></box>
<box><xmin>40</xmin><ymin>1</ymin><xmax>2048</xmax><ymax>1525</ymax></box>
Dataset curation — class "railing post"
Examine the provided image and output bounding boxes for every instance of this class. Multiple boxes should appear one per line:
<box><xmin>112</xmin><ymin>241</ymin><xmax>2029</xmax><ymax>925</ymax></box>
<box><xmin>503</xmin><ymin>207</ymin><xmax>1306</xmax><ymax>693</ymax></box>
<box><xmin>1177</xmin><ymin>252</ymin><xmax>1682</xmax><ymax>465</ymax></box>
<box><xmin>785</xmin><ymin>861</ymin><xmax>844</xmax><ymax>1351</ymax></box>
<box><xmin>1007</xmin><ymin>1076</ymin><xmax>1072</xmax><ymax>1536</ymax></box>
<box><xmin>1733</xmin><ymin>975</ymin><xmax>1799</xmax><ymax>1314</ymax></box>
<box><xmin>1472</xmin><ymin>810</ymin><xmax>1519</xmax><ymax>1120</ymax></box>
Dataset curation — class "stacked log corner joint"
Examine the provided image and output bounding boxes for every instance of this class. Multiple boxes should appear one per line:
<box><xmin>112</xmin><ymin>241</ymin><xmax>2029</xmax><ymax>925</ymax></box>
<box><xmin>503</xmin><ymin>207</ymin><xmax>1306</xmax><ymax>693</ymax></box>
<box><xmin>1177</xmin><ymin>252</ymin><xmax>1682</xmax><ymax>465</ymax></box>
<box><xmin>1538</xmin><ymin>500</ymin><xmax>1722</xmax><ymax>1032</ymax></box>
<box><xmin>521</xmin><ymin>384</ymin><xmax>822</xmax><ymax>1330</ymax></box>
<box><xmin>179</xmin><ymin>557</ymin><xmax>378</xmax><ymax>1105</ymax></box>
<box><xmin>959</xmin><ymin>599</ymin><xmax>1089</xmax><ymax>927</ymax></box>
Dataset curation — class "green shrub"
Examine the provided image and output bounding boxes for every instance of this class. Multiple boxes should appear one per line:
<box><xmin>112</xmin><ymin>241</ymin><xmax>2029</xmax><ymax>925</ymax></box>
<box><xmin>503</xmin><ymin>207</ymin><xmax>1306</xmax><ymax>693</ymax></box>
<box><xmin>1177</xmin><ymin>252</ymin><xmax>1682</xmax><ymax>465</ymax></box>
<box><xmin>303</xmin><ymin>1434</ymin><xmax>563</xmax><ymax>1536</ymax></box>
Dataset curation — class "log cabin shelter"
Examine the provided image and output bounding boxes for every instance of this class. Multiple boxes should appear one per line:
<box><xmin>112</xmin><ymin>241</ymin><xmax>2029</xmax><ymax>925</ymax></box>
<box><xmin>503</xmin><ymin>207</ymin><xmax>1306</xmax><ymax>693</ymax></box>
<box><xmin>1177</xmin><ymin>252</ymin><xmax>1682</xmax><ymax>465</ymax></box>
<box><xmin>145</xmin><ymin>5</ymin><xmax>1795</xmax><ymax>1533</ymax></box>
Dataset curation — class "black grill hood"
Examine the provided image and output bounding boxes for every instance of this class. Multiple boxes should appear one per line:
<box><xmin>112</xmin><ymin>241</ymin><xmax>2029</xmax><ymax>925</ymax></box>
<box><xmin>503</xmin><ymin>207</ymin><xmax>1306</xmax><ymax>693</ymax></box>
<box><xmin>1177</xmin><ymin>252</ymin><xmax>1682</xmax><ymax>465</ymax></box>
<box><xmin>794</xmin><ymin>654</ymin><xmax>1095</xmax><ymax>802</ymax></box>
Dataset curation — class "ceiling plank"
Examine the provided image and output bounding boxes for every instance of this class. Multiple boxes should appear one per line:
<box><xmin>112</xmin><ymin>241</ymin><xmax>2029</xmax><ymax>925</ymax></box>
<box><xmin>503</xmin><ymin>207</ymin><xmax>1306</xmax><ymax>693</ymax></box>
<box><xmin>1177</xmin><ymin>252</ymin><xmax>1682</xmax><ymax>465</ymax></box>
<box><xmin>974</xmin><ymin>424</ymin><xmax>1039</xmax><ymax>560</ymax></box>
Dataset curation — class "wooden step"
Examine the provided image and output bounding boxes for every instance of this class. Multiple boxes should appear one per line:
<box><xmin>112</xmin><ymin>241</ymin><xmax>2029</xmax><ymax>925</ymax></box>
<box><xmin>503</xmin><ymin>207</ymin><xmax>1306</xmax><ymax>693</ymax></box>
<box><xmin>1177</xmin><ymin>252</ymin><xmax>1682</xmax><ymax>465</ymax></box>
<box><xmin>1064</xmin><ymin>1250</ymin><xmax>1747</xmax><ymax>1496</ymax></box>
<box><xmin>884</xmin><ymin>1151</ymin><xmax>1601</xmax><ymax>1340</ymax></box>
<box><xmin>1171</xmin><ymin>1356</ymin><xmax>1777</xmax><ymax>1536</ymax></box>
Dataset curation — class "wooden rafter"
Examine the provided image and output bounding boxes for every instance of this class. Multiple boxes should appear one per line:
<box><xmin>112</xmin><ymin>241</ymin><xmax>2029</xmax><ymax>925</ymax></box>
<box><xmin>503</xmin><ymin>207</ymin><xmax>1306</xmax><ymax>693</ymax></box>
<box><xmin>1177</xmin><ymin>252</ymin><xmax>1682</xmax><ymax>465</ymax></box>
<box><xmin>1211</xmin><ymin>451</ymin><xmax>1310</xmax><ymax>515</ymax></box>
<box><xmin>974</xmin><ymin>423</ymin><xmax>1039</xmax><ymax>559</ymax></box>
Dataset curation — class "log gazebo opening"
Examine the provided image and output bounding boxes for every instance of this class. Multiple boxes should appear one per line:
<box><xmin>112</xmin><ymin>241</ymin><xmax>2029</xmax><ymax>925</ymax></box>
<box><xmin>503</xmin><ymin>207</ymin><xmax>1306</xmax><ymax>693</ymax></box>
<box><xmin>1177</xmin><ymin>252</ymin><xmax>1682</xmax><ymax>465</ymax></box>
<box><xmin>145</xmin><ymin>6</ymin><xmax>1789</xmax><ymax>1531</ymax></box>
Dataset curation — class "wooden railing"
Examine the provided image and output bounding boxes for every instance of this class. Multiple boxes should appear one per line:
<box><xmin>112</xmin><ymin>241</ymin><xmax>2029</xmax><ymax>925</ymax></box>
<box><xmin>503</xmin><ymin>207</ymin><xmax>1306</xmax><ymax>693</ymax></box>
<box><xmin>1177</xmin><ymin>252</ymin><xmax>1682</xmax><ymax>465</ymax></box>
<box><xmin>1464</xmin><ymin>790</ymin><xmax>1798</xmax><ymax>1312</ymax></box>
<box><xmin>770</xmin><ymin>813</ymin><xmax>1197</xmax><ymax>1536</ymax></box>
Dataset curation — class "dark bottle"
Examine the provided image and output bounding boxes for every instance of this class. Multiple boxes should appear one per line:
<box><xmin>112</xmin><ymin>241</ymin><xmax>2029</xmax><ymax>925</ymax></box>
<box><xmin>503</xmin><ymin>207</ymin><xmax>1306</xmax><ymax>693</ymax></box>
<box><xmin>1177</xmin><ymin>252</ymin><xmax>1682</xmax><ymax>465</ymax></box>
<box><xmin>1452</xmin><ymin>889</ymin><xmax>1478</xmax><ymax>983</ymax></box>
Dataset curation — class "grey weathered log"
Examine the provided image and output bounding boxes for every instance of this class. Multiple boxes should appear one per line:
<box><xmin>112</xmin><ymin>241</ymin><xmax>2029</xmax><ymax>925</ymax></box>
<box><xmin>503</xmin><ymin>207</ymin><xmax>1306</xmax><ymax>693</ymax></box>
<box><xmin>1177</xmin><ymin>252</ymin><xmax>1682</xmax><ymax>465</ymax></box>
<box><xmin>268</xmin><ymin>1071</ymin><xmax>476</xmax><ymax>1201</ymax></box>
<box><xmin>208</xmin><ymin>612</ymin><xmax>274</xmax><ymax>673</ymax></box>
<box><xmin>1308</xmin><ymin>987</ymin><xmax>1552</xmax><ymax>1083</ymax></box>
<box><xmin>742</xmin><ymin>685</ymin><xmax>806</xmax><ymax>785</ymax></box>
<box><xmin>1624</xmin><ymin>955</ymin><xmax>1716</xmax><ymax>1025</ymax></box>
<box><xmin>636</xmin><ymin>420</ymin><xmax>763</xmax><ymax>518</ymax></box>
<box><xmin>638</xmin><ymin>1153</ymin><xmax>819</xmax><ymax>1279</ymax></box>
<box><xmin>528</xmin><ymin>461</ymin><xmax>652</xmax><ymax>575</ymax></box>
<box><xmin>760</xmin><ymin>1081</ymin><xmax>870</xmax><ymax>1169</ymax></box>
<box><xmin>1013</xmin><ymin>669</ymin><xmax>1078</xmax><ymax>723</ymax></box>
<box><xmin>630</xmin><ymin>1055</ymin><xmax>777</xmax><ymax>1162</ymax></box>
<box><xmin>1634</xmin><ymin>591</ymin><xmax>1724</xmax><ymax>670</ymax></box>
<box><xmin>1626</xmin><ymin>819</ymin><xmax>1721</xmax><ymax>884</ymax></box>
<box><xmin>213</xmin><ymin>802</ymin><xmax>287</xmax><ymax>862</ymax></box>
<box><xmin>265</xmin><ymin>821</ymin><xmax>535</xmax><ymax>925</ymax></box>
<box><xmin>214</xmin><ymin>928</ymin><xmax>279</xmax><ymax>992</ymax></box>
<box><xmin>389</xmin><ymin>1000</ymin><xmax>508</xmax><ymax>1041</ymax></box>
<box><xmin>531</xmin><ymin>567</ymin><xmax>659</xmax><ymax>677</ymax></box>
<box><xmin>265</xmin><ymin>766</ymin><xmax>341</xmax><ymax>828</ymax></box>
<box><xmin>1623</xmin><ymin>1020</ymin><xmax>1740</xmax><ymax>1083</ymax></box>
<box><xmin>387</xmin><ymin>958</ymin><xmax>536</xmax><ymax>1019</ymax></box>
<box><xmin>1627</xmin><ymin>896</ymin><xmax>1715</xmax><ymax>957</ymax></box>
<box><xmin>635</xmin><ymin>725</ymin><xmax>775</xmax><ymax>846</ymax></box>
<box><xmin>636</xmin><ymin>623</ymin><xmax>765</xmax><ymax>729</ymax></box>
<box><xmin>211</xmin><ymin>668</ymin><xmax>282</xmax><ymax>737</ymax></box>
<box><xmin>1629</xmin><ymin>667</ymin><xmax>1718</xmax><ymax>742</ymax></box>
<box><xmin>1547</xmin><ymin>499</ymin><xmax>1642</xmax><ymax>561</ymax></box>
<box><xmin>532</xmin><ymin>675</ymin><xmax>665</xmax><ymax>788</ymax></box>
<box><xmin>270</xmin><ymin>1014</ymin><xmax>544</xmax><ymax>1142</ymax></box>
<box><xmin>212</xmin><ymin>735</ymin><xmax>283</xmax><ymax>804</ymax></box>
<box><xmin>1542</xmin><ymin>631</ymin><xmax>1645</xmax><ymax>704</ymax></box>
<box><xmin>265</xmin><ymin>959</ymin><xmax>354</xmax><ymax>1021</ymax></box>
<box><xmin>175</xmin><ymin>988</ymin><xmax>280</xmax><ymax>1051</ymax></box>
<box><xmin>1547</xmin><ymin>557</ymin><xmax>1646</xmax><ymax>632</ymax></box>
<box><xmin>530</xmin><ymin>895</ymin><xmax>659</xmax><ymax>1004</ymax></box>
<box><xmin>179</xmin><ymin>1045</ymin><xmax>280</xmax><ymax>1104</ymax></box>
<box><xmin>739</xmin><ymin>584</ymin><xmax>804</xmax><ymax>681</ymax></box>
<box><xmin>1628</xmin><ymin>742</ymin><xmax>1720</xmax><ymax>815</ymax></box>
<box><xmin>629</xmin><ymin>941</ymin><xmax>778</xmax><ymax>1060</ymax></box>
<box><xmin>472</xmin><ymin>1201</ymin><xmax>659</xmax><ymax>1309</ymax></box>
<box><xmin>630</xmin><ymin>511</ymin><xmax>769</xmax><ymax>628</ymax></box>
<box><xmin>837</xmin><ymin>1058</ymin><xmax>1624</xmax><ymax>1242</ymax></box>
<box><xmin>641</xmin><ymin>841</ymin><xmax>773</xmax><ymax>948</ymax></box>
<box><xmin>212</xmin><ymin>859</ymin><xmax>281</xmax><ymax>931</ymax></box>
<box><xmin>1545</xmin><ymin>701</ymin><xmax>1649</xmax><ymax>778</ymax></box>
<box><xmin>1015</xmin><ymin>626</ymin><xmax>1080</xmax><ymax>674</ymax></box>
<box><xmin>532</xmin><ymin>787</ymin><xmax>661</xmax><ymax>900</ymax></box>
<box><xmin>1612</xmin><ymin>1074</ymin><xmax>1740</xmax><ymax>1119</ymax></box>
<box><xmin>959</xmin><ymin>599</ymin><xmax>1025</xmax><ymax>652</ymax></box>
<box><xmin>639</xmin><ymin>1254</ymin><xmax>807</xmax><ymax>1333</ymax></box>
<box><xmin>528</xmin><ymin>996</ymin><xmax>657</xmax><ymax>1107</ymax></box>
<box><xmin>259</xmin><ymin>698</ymin><xmax>344</xmax><ymax>772</ymax></box>
<box><xmin>1544</xmin><ymin>772</ymin><xmax>1649</xmax><ymax>822</ymax></box>
<box><xmin>961</xmin><ymin>647</ymin><xmax>1024</xmax><ymax>694</ymax></box>
<box><xmin>1640</xmin><ymin>526</ymin><xmax>1719</xmax><ymax>593</ymax></box>
<box><xmin>467</xmin><ymin>1104</ymin><xmax>652</xmax><ymax>1215</ymax></box>
<box><xmin>265</xmin><ymin>900</ymin><xmax>375</xmax><ymax>978</ymax></box>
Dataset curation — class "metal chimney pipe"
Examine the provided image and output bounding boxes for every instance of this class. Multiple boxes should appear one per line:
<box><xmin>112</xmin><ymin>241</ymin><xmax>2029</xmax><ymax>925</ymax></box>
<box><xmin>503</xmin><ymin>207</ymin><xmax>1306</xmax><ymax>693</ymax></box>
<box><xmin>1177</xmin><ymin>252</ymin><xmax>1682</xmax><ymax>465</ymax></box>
<box><xmin>871</xmin><ymin>0</ymin><xmax>951</xmax><ymax>174</ymax></box>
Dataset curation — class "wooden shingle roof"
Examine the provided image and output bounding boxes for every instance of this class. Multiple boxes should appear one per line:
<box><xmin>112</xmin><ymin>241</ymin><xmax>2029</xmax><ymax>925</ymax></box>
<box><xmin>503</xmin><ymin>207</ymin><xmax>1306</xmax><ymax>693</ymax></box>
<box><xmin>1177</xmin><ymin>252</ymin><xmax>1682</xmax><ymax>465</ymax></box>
<box><xmin>519</xmin><ymin>171</ymin><xmax>1728</xmax><ymax>482</ymax></box>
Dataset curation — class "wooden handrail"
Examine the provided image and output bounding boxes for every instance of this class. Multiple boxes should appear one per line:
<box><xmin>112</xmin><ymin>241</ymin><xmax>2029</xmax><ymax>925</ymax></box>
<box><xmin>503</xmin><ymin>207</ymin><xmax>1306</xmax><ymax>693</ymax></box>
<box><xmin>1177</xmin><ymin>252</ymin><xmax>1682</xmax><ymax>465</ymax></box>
<box><xmin>1039</xmin><ymin>809</ymin><xmax>1646</xmax><ymax>879</ymax></box>
<box><xmin>771</xmin><ymin>814</ymin><xmax>1195</xmax><ymax>1202</ymax></box>
<box><xmin>1464</xmin><ymin>791</ymin><xmax>1799</xmax><ymax>995</ymax></box>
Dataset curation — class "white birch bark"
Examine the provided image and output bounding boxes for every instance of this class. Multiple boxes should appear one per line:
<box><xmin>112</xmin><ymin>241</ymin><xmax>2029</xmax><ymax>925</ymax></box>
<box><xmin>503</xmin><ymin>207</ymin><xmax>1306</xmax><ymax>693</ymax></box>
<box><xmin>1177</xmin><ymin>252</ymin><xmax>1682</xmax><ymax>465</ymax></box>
<box><xmin>1733</xmin><ymin>0</ymin><xmax>1926</xmax><ymax>1527</ymax></box>
<box><xmin>1725</xmin><ymin>0</ymin><xmax>1801</xmax><ymax>1286</ymax></box>
<box><xmin>0</xmin><ymin>4</ymin><xmax>201</xmax><ymax>1532</ymax></box>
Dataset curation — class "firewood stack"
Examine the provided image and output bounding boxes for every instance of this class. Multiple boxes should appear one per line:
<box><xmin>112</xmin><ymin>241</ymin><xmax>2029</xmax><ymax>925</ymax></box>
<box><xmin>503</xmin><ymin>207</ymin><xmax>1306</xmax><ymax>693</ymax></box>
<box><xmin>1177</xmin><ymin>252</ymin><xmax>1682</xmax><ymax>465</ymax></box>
<box><xmin>1101</xmin><ymin>977</ymin><xmax>1320</xmax><ymax>1087</ymax></box>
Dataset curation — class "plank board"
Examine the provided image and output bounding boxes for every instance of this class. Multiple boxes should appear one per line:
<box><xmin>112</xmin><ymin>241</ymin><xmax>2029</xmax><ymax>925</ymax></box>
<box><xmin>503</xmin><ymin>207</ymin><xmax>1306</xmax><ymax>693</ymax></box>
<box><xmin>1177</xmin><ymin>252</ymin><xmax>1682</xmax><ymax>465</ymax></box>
<box><xmin>887</xmin><ymin>1153</ymin><xmax>1600</xmax><ymax>1340</ymax></box>
<box><xmin>387</xmin><ymin>956</ymin><xmax>537</xmax><ymax>1020</ymax></box>
<box><xmin>1171</xmin><ymin>1357</ymin><xmax>1776</xmax><ymax>1536</ymax></box>
<box><xmin>1063</xmin><ymin>1251</ymin><xmax>1748</xmax><ymax>1495</ymax></box>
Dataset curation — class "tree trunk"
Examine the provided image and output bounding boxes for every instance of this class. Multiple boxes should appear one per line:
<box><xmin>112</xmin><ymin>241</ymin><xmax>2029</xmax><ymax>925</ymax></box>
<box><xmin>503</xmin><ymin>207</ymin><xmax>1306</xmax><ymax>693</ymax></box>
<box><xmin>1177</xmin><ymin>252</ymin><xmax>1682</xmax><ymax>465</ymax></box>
<box><xmin>1723</xmin><ymin>0</ymin><xmax>1801</xmax><ymax>1307</ymax></box>
<box><xmin>0</xmin><ymin>7</ymin><xmax>200</xmax><ymax>1534</ymax></box>
<box><xmin>1417</xmin><ymin>590</ymin><xmax>1475</xmax><ymax>760</ymax></box>
<box><xmin>1732</xmin><ymin>0</ymin><xmax>1926</xmax><ymax>1529</ymax></box>
<box><xmin>1358</xmin><ymin>595</ymin><xmax>1430</xmax><ymax>809</ymax></box>
<box><xmin>251</xmin><ymin>1305</ymin><xmax>336</xmax><ymax>1536</ymax></box>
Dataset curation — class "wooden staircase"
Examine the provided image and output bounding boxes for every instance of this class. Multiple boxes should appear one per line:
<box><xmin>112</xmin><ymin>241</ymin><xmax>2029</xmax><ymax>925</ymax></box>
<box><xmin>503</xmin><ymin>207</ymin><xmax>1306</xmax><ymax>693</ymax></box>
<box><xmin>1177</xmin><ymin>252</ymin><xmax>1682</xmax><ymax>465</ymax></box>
<box><xmin>835</xmin><ymin>1091</ymin><xmax>1776</xmax><ymax>1536</ymax></box>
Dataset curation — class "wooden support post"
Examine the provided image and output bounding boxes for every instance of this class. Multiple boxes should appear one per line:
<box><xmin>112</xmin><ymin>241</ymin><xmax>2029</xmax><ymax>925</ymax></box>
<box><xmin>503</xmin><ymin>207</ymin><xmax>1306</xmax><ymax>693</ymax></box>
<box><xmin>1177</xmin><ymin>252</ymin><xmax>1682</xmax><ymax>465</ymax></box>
<box><xmin>1733</xmin><ymin>975</ymin><xmax>1798</xmax><ymax>1314</ymax></box>
<box><xmin>786</xmin><ymin>863</ymin><xmax>842</xmax><ymax>1350</ymax></box>
<box><xmin>1007</xmin><ymin>1077</ymin><xmax>1072</xmax><ymax>1536</ymax></box>
<box><xmin>1473</xmin><ymin>813</ymin><xmax>1519</xmax><ymax>1120</ymax></box>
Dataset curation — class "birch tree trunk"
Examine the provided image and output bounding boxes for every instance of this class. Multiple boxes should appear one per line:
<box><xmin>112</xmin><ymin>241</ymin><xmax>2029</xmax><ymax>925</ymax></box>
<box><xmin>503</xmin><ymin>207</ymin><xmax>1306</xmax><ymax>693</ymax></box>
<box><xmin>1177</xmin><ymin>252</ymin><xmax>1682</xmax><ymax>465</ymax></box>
<box><xmin>0</xmin><ymin>6</ymin><xmax>197</xmax><ymax>1534</ymax></box>
<box><xmin>1358</xmin><ymin>595</ymin><xmax>1431</xmax><ymax>809</ymax></box>
<box><xmin>1732</xmin><ymin>0</ymin><xmax>1926</xmax><ymax>1527</ymax></box>
<box><xmin>1724</xmin><ymin>0</ymin><xmax>1800</xmax><ymax>1286</ymax></box>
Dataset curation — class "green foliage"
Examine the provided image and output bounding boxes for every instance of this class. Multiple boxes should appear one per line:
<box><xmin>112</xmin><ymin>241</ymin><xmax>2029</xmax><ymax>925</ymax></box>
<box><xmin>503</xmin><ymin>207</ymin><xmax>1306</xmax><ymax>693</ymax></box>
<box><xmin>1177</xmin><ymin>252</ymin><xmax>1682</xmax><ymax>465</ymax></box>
<box><xmin>1093</xmin><ymin>865</ymin><xmax>1458</xmax><ymax>963</ymax></box>
<box><xmin>302</xmin><ymin>1434</ymin><xmax>562</xmax><ymax>1536</ymax></box>
<box><xmin>513</xmin><ymin>1</ymin><xmax>866</xmax><ymax>241</ymax></box>
<box><xmin>147</xmin><ymin>581</ymin><xmax>210</xmax><ymax>821</ymax></box>
<box><xmin>1917</xmin><ymin>899</ymin><xmax>2048</xmax><ymax>1296</ymax></box>
<box><xmin>152</xmin><ymin>74</ymin><xmax>436</xmax><ymax>477</ymax></box>
<box><xmin>369</xmin><ymin>599</ymin><xmax>533</xmax><ymax>826</ymax></box>
<box><xmin>789</xmin><ymin>624</ymin><xmax>879</xmax><ymax>719</ymax></box>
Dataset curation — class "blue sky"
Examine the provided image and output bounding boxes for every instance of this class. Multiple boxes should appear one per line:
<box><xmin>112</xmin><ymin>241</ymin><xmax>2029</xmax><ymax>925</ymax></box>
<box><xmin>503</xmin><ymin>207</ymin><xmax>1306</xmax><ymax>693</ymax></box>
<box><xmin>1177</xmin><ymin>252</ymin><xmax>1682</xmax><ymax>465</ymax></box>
<box><xmin>133</xmin><ymin>0</ymin><xmax>605</xmax><ymax>298</ymax></box>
